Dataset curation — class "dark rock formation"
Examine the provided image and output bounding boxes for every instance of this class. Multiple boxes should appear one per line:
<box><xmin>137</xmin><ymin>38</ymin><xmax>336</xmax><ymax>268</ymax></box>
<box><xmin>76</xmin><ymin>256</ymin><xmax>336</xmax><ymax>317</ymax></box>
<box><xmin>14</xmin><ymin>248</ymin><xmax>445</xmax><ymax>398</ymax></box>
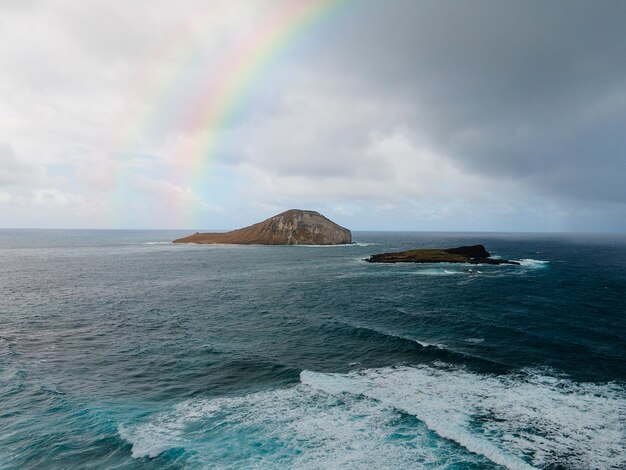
<box><xmin>366</xmin><ymin>244</ymin><xmax>519</xmax><ymax>265</ymax></box>
<box><xmin>173</xmin><ymin>209</ymin><xmax>352</xmax><ymax>245</ymax></box>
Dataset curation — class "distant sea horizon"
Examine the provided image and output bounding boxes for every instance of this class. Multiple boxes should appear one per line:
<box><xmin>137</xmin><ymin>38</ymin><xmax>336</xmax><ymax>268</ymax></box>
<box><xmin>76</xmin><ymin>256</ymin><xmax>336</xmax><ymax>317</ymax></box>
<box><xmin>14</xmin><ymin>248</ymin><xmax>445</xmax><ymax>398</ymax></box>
<box><xmin>4</xmin><ymin>227</ymin><xmax>626</xmax><ymax>234</ymax></box>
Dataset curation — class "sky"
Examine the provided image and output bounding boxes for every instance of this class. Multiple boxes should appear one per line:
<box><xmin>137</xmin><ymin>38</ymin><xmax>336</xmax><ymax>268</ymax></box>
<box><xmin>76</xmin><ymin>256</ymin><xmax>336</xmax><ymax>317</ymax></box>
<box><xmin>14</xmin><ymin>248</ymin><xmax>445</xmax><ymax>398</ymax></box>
<box><xmin>1</xmin><ymin>0</ymin><xmax>625</xmax><ymax>232</ymax></box>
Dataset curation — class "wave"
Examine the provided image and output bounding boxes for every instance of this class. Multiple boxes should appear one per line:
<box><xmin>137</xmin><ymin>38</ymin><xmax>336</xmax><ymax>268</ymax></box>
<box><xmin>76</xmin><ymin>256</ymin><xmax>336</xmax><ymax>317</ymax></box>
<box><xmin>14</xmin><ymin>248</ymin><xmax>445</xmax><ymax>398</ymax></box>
<box><xmin>143</xmin><ymin>241</ymin><xmax>171</xmax><ymax>245</ymax></box>
<box><xmin>302</xmin><ymin>369</ymin><xmax>534</xmax><ymax>470</ymax></box>
<box><xmin>302</xmin><ymin>366</ymin><xmax>626</xmax><ymax>470</ymax></box>
<box><xmin>386</xmin><ymin>333</ymin><xmax>448</xmax><ymax>351</ymax></box>
<box><xmin>317</xmin><ymin>320</ymin><xmax>511</xmax><ymax>371</ymax></box>
<box><xmin>380</xmin><ymin>331</ymin><xmax>447</xmax><ymax>350</ymax></box>
<box><xmin>118</xmin><ymin>364</ymin><xmax>625</xmax><ymax>469</ymax></box>
<box><xmin>342</xmin><ymin>267</ymin><xmax>468</xmax><ymax>276</ymax></box>
<box><xmin>118</xmin><ymin>375</ymin><xmax>491</xmax><ymax>468</ymax></box>
<box><xmin>327</xmin><ymin>320</ymin><xmax>450</xmax><ymax>352</ymax></box>
<box><xmin>516</xmin><ymin>259</ymin><xmax>550</xmax><ymax>268</ymax></box>
<box><xmin>414</xmin><ymin>268</ymin><xmax>465</xmax><ymax>276</ymax></box>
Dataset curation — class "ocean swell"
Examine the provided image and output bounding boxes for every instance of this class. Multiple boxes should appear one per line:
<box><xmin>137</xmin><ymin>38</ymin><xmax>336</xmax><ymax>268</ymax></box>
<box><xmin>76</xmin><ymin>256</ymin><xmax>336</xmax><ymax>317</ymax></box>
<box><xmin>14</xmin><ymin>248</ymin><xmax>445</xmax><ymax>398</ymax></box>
<box><xmin>302</xmin><ymin>365</ymin><xmax>626</xmax><ymax>470</ymax></box>
<box><xmin>119</xmin><ymin>364</ymin><xmax>625</xmax><ymax>469</ymax></box>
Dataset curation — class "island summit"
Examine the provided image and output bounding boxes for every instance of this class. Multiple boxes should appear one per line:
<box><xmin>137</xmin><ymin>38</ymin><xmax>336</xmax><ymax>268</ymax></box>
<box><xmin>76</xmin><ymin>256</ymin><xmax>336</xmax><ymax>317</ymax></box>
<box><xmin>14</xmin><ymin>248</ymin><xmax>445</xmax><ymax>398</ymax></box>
<box><xmin>173</xmin><ymin>209</ymin><xmax>352</xmax><ymax>245</ymax></box>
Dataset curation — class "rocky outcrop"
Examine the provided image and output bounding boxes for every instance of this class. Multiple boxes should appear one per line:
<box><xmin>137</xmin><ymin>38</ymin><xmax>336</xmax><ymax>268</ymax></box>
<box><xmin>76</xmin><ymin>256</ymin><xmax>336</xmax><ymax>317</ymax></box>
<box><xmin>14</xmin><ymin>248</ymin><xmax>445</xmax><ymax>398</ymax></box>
<box><xmin>173</xmin><ymin>209</ymin><xmax>352</xmax><ymax>245</ymax></box>
<box><xmin>366</xmin><ymin>244</ymin><xmax>519</xmax><ymax>265</ymax></box>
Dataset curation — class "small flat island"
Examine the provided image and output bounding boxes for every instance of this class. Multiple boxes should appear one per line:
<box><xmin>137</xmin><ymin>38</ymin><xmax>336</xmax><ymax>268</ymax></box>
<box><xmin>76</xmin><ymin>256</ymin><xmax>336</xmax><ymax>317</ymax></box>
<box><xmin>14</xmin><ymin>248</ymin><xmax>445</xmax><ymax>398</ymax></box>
<box><xmin>173</xmin><ymin>209</ymin><xmax>352</xmax><ymax>245</ymax></box>
<box><xmin>366</xmin><ymin>244</ymin><xmax>519</xmax><ymax>265</ymax></box>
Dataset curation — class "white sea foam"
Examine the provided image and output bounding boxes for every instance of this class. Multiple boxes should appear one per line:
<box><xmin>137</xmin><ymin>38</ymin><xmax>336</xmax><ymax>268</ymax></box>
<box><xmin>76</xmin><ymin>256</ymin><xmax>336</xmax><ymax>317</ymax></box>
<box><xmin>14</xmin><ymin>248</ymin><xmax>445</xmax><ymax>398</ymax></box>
<box><xmin>341</xmin><ymin>266</ymin><xmax>467</xmax><ymax>275</ymax></box>
<box><xmin>400</xmin><ymin>336</ymin><xmax>444</xmax><ymax>349</ymax></box>
<box><xmin>119</xmin><ymin>383</ymin><xmax>485</xmax><ymax>468</ymax></box>
<box><xmin>464</xmin><ymin>338</ymin><xmax>485</xmax><ymax>344</ymax></box>
<box><xmin>302</xmin><ymin>366</ymin><xmax>626</xmax><ymax>470</ymax></box>
<box><xmin>119</xmin><ymin>365</ymin><xmax>625</xmax><ymax>469</ymax></box>
<box><xmin>118</xmin><ymin>400</ymin><xmax>221</xmax><ymax>459</ymax></box>
<box><xmin>516</xmin><ymin>259</ymin><xmax>550</xmax><ymax>268</ymax></box>
<box><xmin>412</xmin><ymin>339</ymin><xmax>447</xmax><ymax>350</ymax></box>
<box><xmin>118</xmin><ymin>424</ymin><xmax>179</xmax><ymax>459</ymax></box>
<box><xmin>412</xmin><ymin>268</ymin><xmax>463</xmax><ymax>276</ymax></box>
<box><xmin>143</xmin><ymin>241</ymin><xmax>171</xmax><ymax>245</ymax></box>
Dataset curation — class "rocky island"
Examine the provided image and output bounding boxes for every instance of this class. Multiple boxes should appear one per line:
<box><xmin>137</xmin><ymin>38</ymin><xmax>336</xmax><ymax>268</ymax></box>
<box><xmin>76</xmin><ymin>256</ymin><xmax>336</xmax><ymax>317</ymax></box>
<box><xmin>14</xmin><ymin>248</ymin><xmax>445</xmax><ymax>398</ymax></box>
<box><xmin>366</xmin><ymin>244</ymin><xmax>519</xmax><ymax>265</ymax></box>
<box><xmin>173</xmin><ymin>209</ymin><xmax>352</xmax><ymax>245</ymax></box>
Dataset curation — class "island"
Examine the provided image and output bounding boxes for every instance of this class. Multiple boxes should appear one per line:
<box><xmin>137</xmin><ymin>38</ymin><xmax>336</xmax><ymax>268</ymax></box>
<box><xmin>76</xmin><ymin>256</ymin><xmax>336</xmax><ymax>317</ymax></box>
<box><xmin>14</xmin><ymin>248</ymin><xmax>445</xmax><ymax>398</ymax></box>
<box><xmin>365</xmin><ymin>244</ymin><xmax>519</xmax><ymax>265</ymax></box>
<box><xmin>173</xmin><ymin>209</ymin><xmax>352</xmax><ymax>245</ymax></box>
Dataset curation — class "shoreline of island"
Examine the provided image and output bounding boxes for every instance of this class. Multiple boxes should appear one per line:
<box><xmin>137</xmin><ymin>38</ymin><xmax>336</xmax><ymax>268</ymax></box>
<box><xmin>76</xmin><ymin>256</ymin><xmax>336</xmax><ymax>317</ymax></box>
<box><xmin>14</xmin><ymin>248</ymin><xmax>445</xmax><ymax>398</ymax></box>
<box><xmin>365</xmin><ymin>244</ymin><xmax>520</xmax><ymax>265</ymax></box>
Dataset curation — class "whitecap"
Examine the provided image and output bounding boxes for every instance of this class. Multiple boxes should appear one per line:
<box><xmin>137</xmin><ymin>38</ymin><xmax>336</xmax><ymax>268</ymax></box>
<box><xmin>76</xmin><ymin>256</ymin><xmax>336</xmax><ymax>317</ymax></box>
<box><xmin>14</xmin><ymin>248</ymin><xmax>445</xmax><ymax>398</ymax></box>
<box><xmin>410</xmin><ymin>338</ymin><xmax>447</xmax><ymax>350</ymax></box>
<box><xmin>302</xmin><ymin>365</ymin><xmax>626</xmax><ymax>470</ymax></box>
<box><xmin>413</xmin><ymin>268</ymin><xmax>463</xmax><ymax>276</ymax></box>
<box><xmin>118</xmin><ymin>400</ymin><xmax>221</xmax><ymax>459</ymax></box>
<box><xmin>119</xmin><ymin>424</ymin><xmax>179</xmax><ymax>459</ymax></box>
<box><xmin>516</xmin><ymin>259</ymin><xmax>550</xmax><ymax>268</ymax></box>
<box><xmin>119</xmin><ymin>378</ymin><xmax>489</xmax><ymax>468</ymax></box>
<box><xmin>119</xmin><ymin>364</ymin><xmax>625</xmax><ymax>469</ymax></box>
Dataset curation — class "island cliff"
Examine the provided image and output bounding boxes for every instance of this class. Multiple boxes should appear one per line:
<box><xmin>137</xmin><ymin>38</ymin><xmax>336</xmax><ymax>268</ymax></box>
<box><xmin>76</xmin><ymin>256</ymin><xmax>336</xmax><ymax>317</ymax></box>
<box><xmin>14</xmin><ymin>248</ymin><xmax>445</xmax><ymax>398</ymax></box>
<box><xmin>366</xmin><ymin>244</ymin><xmax>519</xmax><ymax>265</ymax></box>
<box><xmin>173</xmin><ymin>209</ymin><xmax>352</xmax><ymax>245</ymax></box>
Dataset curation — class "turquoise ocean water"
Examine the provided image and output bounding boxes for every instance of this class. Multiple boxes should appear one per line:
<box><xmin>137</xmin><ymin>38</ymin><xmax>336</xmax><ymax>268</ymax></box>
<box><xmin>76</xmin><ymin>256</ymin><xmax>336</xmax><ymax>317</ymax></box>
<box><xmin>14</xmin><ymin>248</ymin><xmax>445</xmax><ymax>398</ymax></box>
<box><xmin>1</xmin><ymin>230</ymin><xmax>625</xmax><ymax>469</ymax></box>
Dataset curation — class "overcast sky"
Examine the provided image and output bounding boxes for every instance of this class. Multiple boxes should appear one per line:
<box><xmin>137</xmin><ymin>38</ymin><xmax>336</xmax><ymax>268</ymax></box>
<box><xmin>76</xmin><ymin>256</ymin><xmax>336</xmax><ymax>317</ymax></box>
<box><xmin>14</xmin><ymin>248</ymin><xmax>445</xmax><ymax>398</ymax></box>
<box><xmin>1</xmin><ymin>0</ymin><xmax>625</xmax><ymax>231</ymax></box>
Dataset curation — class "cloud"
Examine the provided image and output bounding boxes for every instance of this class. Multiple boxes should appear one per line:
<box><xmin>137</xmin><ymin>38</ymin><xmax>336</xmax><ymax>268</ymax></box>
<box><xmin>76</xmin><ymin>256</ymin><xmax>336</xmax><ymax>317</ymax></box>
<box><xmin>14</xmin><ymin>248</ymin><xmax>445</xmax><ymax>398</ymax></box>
<box><xmin>0</xmin><ymin>0</ymin><xmax>625</xmax><ymax>230</ymax></box>
<box><xmin>0</xmin><ymin>191</ymin><xmax>12</xmax><ymax>205</ymax></box>
<box><xmin>309</xmin><ymin>0</ymin><xmax>626</xmax><ymax>204</ymax></box>
<box><xmin>74</xmin><ymin>153</ymin><xmax>118</xmax><ymax>191</ymax></box>
<box><xmin>0</xmin><ymin>142</ymin><xmax>47</xmax><ymax>186</ymax></box>
<box><xmin>31</xmin><ymin>188</ymin><xmax>82</xmax><ymax>208</ymax></box>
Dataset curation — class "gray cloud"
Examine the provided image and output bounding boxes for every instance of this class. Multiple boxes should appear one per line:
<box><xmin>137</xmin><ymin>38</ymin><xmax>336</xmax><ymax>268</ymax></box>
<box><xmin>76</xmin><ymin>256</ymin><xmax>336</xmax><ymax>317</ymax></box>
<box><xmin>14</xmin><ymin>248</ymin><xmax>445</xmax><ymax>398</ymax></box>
<box><xmin>303</xmin><ymin>0</ymin><xmax>626</xmax><ymax>203</ymax></box>
<box><xmin>0</xmin><ymin>0</ymin><xmax>625</xmax><ymax>230</ymax></box>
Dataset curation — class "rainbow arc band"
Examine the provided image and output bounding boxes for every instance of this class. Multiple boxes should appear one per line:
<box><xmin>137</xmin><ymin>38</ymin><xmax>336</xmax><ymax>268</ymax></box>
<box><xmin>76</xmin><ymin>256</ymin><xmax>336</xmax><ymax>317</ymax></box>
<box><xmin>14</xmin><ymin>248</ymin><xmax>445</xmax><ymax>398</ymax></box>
<box><xmin>111</xmin><ymin>0</ymin><xmax>355</xmax><ymax>227</ymax></box>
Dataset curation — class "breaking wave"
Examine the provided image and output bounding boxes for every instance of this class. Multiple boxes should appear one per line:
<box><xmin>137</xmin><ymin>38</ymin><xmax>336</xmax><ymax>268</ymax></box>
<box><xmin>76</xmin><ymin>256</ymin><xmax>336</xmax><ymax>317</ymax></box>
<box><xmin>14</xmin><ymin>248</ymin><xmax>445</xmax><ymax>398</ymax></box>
<box><xmin>516</xmin><ymin>259</ymin><xmax>550</xmax><ymax>268</ymax></box>
<box><xmin>119</xmin><ymin>364</ymin><xmax>625</xmax><ymax>469</ymax></box>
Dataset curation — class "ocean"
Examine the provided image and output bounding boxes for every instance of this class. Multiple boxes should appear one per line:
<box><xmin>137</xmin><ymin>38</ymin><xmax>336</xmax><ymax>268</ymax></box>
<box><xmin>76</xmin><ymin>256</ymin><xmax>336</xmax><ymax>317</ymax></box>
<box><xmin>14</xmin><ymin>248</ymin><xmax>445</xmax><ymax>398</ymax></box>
<box><xmin>1</xmin><ymin>230</ymin><xmax>625</xmax><ymax>469</ymax></box>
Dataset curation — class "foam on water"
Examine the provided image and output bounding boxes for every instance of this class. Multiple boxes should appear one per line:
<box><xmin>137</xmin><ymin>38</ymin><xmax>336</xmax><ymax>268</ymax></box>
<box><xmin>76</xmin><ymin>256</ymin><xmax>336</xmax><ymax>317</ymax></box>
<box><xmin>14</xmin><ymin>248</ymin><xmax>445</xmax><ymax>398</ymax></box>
<box><xmin>464</xmin><ymin>338</ymin><xmax>485</xmax><ymax>344</ymax></box>
<box><xmin>5</xmin><ymin>230</ymin><xmax>626</xmax><ymax>468</ymax></box>
<box><xmin>516</xmin><ymin>259</ymin><xmax>550</xmax><ymax>268</ymax></box>
<box><xmin>119</xmin><ymin>380</ymin><xmax>490</xmax><ymax>468</ymax></box>
<box><xmin>302</xmin><ymin>365</ymin><xmax>626</xmax><ymax>470</ymax></box>
<box><xmin>414</xmin><ymin>268</ymin><xmax>464</xmax><ymax>276</ymax></box>
<box><xmin>119</xmin><ymin>364</ymin><xmax>625</xmax><ymax>469</ymax></box>
<box><xmin>345</xmin><ymin>267</ymin><xmax>467</xmax><ymax>276</ymax></box>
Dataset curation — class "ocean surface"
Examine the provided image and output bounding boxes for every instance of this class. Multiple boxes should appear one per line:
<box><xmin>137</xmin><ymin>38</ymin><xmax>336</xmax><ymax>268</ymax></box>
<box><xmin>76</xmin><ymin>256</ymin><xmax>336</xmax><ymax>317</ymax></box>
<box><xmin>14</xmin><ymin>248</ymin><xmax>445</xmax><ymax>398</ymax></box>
<box><xmin>1</xmin><ymin>230</ymin><xmax>625</xmax><ymax>469</ymax></box>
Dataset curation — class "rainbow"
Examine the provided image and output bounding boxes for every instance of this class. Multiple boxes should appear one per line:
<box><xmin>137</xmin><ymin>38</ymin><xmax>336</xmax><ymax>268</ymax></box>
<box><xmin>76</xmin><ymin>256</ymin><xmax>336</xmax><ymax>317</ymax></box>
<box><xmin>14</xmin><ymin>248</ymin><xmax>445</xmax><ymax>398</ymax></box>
<box><xmin>111</xmin><ymin>0</ymin><xmax>356</xmax><ymax>227</ymax></box>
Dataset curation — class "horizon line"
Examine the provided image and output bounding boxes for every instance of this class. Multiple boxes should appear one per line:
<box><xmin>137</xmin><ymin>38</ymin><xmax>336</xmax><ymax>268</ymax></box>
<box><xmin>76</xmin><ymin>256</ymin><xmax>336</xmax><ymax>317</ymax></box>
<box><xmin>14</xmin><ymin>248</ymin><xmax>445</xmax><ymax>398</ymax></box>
<box><xmin>1</xmin><ymin>227</ymin><xmax>626</xmax><ymax>235</ymax></box>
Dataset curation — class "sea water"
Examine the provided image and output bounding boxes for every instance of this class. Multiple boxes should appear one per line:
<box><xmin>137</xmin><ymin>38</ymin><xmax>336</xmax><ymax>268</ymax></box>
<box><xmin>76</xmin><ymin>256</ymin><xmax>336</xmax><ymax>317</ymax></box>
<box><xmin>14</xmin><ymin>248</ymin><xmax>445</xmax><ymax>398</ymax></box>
<box><xmin>1</xmin><ymin>230</ymin><xmax>625</xmax><ymax>469</ymax></box>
